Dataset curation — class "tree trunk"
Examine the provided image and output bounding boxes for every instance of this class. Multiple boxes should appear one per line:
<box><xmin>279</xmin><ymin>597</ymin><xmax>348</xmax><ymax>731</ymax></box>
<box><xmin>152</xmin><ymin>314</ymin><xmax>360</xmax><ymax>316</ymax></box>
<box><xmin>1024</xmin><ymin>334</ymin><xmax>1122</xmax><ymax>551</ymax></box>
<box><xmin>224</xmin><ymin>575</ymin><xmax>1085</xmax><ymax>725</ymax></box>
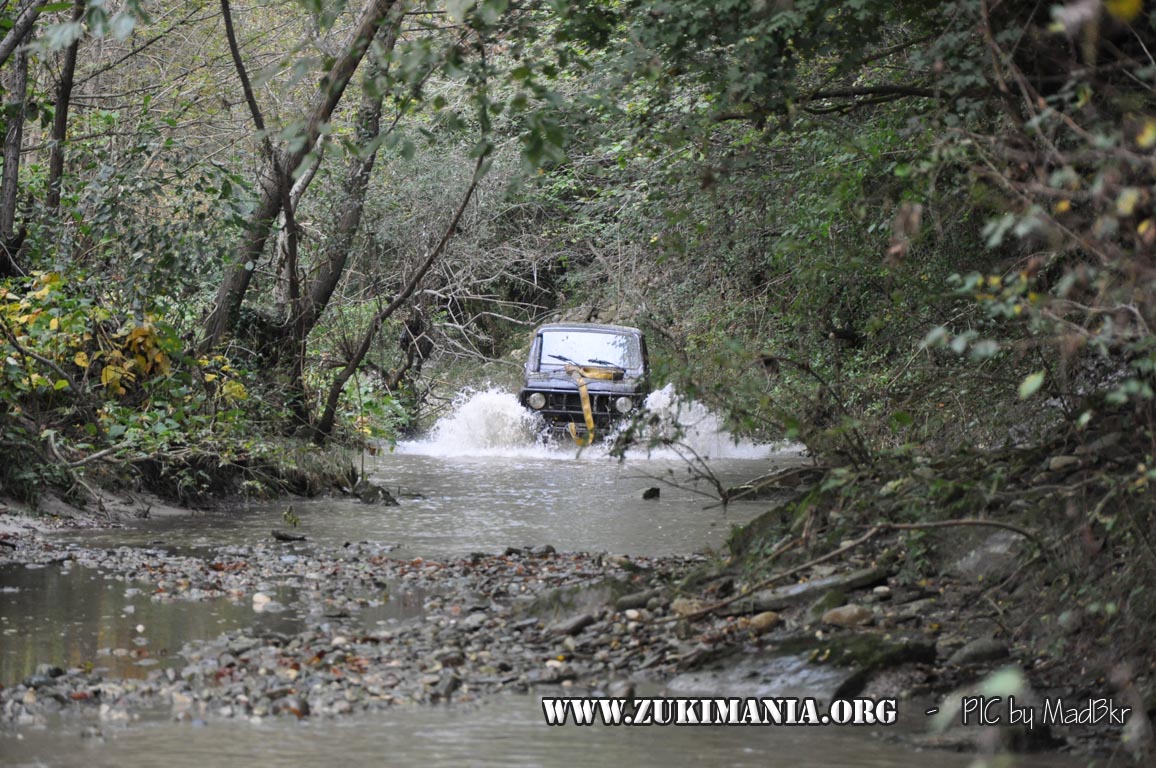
<box><xmin>199</xmin><ymin>0</ymin><xmax>401</xmax><ymax>351</ymax></box>
<box><xmin>0</xmin><ymin>0</ymin><xmax>46</xmax><ymax>71</ymax></box>
<box><xmin>299</xmin><ymin>20</ymin><xmax>400</xmax><ymax>338</ymax></box>
<box><xmin>46</xmin><ymin>0</ymin><xmax>87</xmax><ymax>214</ymax></box>
<box><xmin>273</xmin><ymin>141</ymin><xmax>323</xmax><ymax>317</ymax></box>
<box><xmin>0</xmin><ymin>36</ymin><xmax>30</xmax><ymax>277</ymax></box>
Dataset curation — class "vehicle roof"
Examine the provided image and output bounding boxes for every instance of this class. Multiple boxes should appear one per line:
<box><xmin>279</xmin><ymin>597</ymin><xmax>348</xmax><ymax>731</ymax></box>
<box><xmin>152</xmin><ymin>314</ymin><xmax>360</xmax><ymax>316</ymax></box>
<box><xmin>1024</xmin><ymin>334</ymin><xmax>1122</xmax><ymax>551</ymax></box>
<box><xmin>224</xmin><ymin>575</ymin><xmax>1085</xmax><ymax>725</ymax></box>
<box><xmin>534</xmin><ymin>322</ymin><xmax>643</xmax><ymax>335</ymax></box>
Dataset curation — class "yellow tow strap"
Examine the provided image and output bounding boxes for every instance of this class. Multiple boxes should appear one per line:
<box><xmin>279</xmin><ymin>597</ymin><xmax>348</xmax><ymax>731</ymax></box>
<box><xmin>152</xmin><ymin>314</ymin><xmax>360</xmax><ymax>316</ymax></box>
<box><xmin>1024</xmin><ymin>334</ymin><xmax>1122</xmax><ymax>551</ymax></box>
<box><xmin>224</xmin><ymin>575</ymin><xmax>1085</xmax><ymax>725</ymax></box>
<box><xmin>564</xmin><ymin>364</ymin><xmax>616</xmax><ymax>446</ymax></box>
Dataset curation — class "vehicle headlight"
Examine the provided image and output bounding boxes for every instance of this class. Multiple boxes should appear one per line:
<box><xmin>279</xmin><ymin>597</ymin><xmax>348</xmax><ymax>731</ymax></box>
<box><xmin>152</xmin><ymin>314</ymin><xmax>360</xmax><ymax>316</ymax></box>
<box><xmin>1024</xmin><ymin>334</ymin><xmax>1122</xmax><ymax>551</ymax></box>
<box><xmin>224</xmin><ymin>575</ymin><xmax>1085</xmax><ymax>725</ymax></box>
<box><xmin>614</xmin><ymin>396</ymin><xmax>634</xmax><ymax>414</ymax></box>
<box><xmin>527</xmin><ymin>392</ymin><xmax>547</xmax><ymax>410</ymax></box>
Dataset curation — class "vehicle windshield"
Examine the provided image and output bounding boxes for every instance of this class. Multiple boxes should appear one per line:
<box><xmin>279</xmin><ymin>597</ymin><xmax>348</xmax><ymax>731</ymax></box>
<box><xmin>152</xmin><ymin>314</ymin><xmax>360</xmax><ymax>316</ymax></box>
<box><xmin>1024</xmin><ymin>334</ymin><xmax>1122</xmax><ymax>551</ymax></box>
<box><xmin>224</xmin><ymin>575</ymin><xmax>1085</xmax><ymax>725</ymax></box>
<box><xmin>538</xmin><ymin>330</ymin><xmax>640</xmax><ymax>371</ymax></box>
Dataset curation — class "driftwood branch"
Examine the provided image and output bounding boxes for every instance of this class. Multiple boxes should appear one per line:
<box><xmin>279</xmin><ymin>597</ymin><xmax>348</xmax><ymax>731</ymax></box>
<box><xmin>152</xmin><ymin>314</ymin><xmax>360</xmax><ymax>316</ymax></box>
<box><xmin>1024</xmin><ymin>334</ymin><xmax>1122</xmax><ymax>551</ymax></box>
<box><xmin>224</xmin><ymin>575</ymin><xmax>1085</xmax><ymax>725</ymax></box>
<box><xmin>665</xmin><ymin>518</ymin><xmax>1041</xmax><ymax>623</ymax></box>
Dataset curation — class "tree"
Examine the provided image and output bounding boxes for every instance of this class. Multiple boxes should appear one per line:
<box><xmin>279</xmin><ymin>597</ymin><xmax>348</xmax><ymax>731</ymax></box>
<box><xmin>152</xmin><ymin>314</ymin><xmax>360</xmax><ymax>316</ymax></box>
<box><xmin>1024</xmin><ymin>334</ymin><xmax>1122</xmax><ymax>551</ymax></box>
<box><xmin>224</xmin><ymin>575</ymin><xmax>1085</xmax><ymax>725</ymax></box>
<box><xmin>200</xmin><ymin>0</ymin><xmax>403</xmax><ymax>352</ymax></box>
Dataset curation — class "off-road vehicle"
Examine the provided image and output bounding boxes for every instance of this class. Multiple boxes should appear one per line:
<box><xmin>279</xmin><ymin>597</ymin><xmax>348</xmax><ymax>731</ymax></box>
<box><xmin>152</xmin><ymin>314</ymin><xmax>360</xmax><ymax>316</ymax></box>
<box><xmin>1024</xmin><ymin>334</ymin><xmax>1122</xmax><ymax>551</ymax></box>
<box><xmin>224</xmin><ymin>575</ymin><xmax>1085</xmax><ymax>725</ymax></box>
<box><xmin>518</xmin><ymin>323</ymin><xmax>649</xmax><ymax>444</ymax></box>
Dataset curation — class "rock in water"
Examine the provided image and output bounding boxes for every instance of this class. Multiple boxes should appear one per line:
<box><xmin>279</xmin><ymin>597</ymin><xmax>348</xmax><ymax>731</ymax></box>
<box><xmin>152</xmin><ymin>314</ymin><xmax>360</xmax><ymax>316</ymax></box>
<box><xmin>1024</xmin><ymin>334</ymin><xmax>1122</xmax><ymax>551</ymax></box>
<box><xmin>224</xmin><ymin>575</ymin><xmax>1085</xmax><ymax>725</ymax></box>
<box><xmin>642</xmin><ymin>487</ymin><xmax>660</xmax><ymax>500</ymax></box>
<box><xmin>354</xmin><ymin>480</ymin><xmax>399</xmax><ymax>506</ymax></box>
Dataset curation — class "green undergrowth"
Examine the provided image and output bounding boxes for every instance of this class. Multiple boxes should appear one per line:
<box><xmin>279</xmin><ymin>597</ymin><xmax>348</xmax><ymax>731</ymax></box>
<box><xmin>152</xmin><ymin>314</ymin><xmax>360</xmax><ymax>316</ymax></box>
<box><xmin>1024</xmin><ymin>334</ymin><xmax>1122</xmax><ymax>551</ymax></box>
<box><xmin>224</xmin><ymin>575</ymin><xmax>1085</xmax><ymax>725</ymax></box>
<box><xmin>0</xmin><ymin>271</ymin><xmax>366</xmax><ymax>508</ymax></box>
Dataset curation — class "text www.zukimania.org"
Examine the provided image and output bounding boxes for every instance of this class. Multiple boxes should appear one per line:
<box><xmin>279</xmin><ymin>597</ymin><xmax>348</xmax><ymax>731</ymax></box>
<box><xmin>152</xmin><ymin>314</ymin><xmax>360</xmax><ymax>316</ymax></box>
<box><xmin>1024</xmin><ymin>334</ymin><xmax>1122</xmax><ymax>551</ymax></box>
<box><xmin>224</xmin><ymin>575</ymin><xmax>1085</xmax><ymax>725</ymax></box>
<box><xmin>542</xmin><ymin>697</ymin><xmax>897</xmax><ymax>726</ymax></box>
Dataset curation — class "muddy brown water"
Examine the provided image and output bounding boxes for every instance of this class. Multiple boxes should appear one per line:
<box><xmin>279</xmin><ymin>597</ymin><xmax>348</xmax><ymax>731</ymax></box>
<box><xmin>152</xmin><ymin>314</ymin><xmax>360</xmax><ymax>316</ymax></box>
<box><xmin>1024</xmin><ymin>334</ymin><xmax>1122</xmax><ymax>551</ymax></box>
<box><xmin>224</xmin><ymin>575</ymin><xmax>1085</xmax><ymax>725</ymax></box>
<box><xmin>0</xmin><ymin>391</ymin><xmax>1086</xmax><ymax>766</ymax></box>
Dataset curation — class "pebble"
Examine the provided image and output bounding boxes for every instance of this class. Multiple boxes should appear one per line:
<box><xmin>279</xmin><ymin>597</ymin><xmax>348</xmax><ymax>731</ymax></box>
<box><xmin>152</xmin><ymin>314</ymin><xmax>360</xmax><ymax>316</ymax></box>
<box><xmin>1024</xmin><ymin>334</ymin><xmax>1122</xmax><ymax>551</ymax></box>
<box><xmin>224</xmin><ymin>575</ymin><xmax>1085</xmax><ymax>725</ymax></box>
<box><xmin>0</xmin><ymin>528</ymin><xmax>959</xmax><ymax>738</ymax></box>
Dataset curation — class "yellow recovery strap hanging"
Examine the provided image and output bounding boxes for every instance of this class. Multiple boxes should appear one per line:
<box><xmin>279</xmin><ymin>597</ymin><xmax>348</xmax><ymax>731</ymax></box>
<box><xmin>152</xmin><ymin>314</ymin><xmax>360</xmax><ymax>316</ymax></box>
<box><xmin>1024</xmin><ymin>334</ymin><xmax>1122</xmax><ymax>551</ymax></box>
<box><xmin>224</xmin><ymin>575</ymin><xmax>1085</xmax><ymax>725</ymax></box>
<box><xmin>564</xmin><ymin>364</ymin><xmax>618</xmax><ymax>447</ymax></box>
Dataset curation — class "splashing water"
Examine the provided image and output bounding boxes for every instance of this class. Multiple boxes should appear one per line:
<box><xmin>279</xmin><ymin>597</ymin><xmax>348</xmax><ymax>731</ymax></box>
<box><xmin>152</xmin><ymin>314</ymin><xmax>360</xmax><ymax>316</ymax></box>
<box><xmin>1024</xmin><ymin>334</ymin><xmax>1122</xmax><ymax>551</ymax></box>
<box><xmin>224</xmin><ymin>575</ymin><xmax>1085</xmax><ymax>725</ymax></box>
<box><xmin>634</xmin><ymin>384</ymin><xmax>775</xmax><ymax>460</ymax></box>
<box><xmin>399</xmin><ymin>384</ymin><xmax>782</xmax><ymax>461</ymax></box>
<box><xmin>403</xmin><ymin>387</ymin><xmax>545</xmax><ymax>457</ymax></box>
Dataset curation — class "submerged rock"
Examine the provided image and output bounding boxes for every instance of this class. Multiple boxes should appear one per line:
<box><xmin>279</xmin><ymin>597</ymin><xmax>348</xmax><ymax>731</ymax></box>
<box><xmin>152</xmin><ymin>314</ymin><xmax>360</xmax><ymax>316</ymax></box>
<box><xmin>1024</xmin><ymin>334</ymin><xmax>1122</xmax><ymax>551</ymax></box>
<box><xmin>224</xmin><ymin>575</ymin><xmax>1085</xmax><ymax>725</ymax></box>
<box><xmin>353</xmin><ymin>480</ymin><xmax>399</xmax><ymax>506</ymax></box>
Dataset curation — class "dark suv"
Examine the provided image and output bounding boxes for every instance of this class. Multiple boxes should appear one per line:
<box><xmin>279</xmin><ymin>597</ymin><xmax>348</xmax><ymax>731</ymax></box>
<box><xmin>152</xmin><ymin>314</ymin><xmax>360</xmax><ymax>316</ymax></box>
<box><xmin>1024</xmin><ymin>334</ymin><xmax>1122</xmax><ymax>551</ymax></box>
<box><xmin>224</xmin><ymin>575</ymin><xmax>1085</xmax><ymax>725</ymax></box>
<box><xmin>518</xmin><ymin>323</ymin><xmax>649</xmax><ymax>442</ymax></box>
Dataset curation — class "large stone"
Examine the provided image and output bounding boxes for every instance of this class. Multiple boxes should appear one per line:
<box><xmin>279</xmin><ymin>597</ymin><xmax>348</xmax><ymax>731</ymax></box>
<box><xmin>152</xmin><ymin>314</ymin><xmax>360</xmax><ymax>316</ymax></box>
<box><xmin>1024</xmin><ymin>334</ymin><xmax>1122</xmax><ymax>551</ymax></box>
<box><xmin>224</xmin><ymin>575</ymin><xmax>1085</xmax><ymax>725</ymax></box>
<box><xmin>353</xmin><ymin>480</ymin><xmax>399</xmax><ymax>506</ymax></box>
<box><xmin>948</xmin><ymin>531</ymin><xmax>1024</xmax><ymax>583</ymax></box>
<box><xmin>1047</xmin><ymin>455</ymin><xmax>1080</xmax><ymax>472</ymax></box>
<box><xmin>947</xmin><ymin>638</ymin><xmax>1009</xmax><ymax>666</ymax></box>
<box><xmin>746</xmin><ymin>611</ymin><xmax>781</xmax><ymax>634</ymax></box>
<box><xmin>821</xmin><ymin>604</ymin><xmax>873</xmax><ymax>627</ymax></box>
<box><xmin>548</xmin><ymin>613</ymin><xmax>596</xmax><ymax>636</ymax></box>
<box><xmin>615</xmin><ymin>588</ymin><xmax>663</xmax><ymax>611</ymax></box>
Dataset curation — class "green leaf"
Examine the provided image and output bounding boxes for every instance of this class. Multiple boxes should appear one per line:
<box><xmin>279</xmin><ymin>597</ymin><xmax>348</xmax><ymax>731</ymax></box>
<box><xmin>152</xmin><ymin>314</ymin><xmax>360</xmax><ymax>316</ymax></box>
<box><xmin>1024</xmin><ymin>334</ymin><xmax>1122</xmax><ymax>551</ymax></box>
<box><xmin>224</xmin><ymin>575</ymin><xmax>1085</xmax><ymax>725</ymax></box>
<box><xmin>1018</xmin><ymin>371</ymin><xmax>1045</xmax><ymax>399</ymax></box>
<box><xmin>109</xmin><ymin>11</ymin><xmax>136</xmax><ymax>40</ymax></box>
<box><xmin>446</xmin><ymin>0</ymin><xmax>476</xmax><ymax>23</ymax></box>
<box><xmin>43</xmin><ymin>21</ymin><xmax>84</xmax><ymax>50</ymax></box>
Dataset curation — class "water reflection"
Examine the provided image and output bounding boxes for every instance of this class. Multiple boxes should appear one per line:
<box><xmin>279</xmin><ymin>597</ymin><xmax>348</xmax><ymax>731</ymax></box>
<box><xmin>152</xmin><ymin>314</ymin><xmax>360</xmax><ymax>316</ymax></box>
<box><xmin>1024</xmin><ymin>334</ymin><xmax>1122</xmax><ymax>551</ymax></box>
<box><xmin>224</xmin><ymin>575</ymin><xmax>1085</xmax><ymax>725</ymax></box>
<box><xmin>0</xmin><ymin>565</ymin><xmax>301</xmax><ymax>688</ymax></box>
<box><xmin>0</xmin><ymin>693</ymin><xmax>1082</xmax><ymax>768</ymax></box>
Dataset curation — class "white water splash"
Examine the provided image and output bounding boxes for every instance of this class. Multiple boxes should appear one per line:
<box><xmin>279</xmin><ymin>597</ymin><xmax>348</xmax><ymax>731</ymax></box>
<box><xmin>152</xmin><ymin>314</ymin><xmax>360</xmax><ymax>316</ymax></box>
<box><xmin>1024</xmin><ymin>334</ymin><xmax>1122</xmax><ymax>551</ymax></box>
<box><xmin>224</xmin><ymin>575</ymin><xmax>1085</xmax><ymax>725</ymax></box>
<box><xmin>634</xmin><ymin>384</ymin><xmax>775</xmax><ymax>460</ymax></box>
<box><xmin>399</xmin><ymin>387</ymin><xmax>546</xmax><ymax>457</ymax></box>
<box><xmin>398</xmin><ymin>383</ymin><xmax>783</xmax><ymax>461</ymax></box>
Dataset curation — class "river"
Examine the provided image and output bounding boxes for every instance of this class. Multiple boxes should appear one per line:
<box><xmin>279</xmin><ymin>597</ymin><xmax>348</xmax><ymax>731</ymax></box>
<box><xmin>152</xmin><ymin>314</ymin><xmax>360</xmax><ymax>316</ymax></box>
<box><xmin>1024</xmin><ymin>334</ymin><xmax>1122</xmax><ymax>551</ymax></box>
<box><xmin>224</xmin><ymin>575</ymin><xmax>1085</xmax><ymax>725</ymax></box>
<box><xmin>0</xmin><ymin>390</ymin><xmax>1080</xmax><ymax>766</ymax></box>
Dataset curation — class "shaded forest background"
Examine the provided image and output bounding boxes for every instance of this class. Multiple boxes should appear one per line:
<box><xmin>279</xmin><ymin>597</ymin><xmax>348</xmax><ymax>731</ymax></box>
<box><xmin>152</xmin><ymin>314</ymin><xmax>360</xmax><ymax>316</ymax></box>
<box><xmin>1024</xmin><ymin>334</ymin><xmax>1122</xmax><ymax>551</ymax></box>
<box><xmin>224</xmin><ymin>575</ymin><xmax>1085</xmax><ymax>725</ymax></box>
<box><xmin>0</xmin><ymin>0</ymin><xmax>1150</xmax><ymax>497</ymax></box>
<box><xmin>1</xmin><ymin>0</ymin><xmax>1155</xmax><ymax>750</ymax></box>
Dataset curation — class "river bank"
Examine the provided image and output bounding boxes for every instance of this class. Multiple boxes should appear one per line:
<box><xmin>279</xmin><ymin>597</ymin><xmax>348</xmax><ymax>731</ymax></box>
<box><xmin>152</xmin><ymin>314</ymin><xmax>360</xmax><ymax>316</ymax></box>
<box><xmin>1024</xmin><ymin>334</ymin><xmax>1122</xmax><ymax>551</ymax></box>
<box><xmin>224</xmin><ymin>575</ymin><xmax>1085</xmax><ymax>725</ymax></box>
<box><xmin>0</xmin><ymin>488</ymin><xmax>1145</xmax><ymax>764</ymax></box>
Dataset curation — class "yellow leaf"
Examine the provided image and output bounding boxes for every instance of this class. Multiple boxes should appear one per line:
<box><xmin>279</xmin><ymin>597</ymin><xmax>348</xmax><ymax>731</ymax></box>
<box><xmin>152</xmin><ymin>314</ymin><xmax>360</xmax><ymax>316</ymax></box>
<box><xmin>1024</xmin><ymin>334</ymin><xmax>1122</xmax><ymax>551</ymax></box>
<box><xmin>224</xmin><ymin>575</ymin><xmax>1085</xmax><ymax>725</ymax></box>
<box><xmin>49</xmin><ymin>317</ymin><xmax>58</xmax><ymax>331</ymax></box>
<box><xmin>74</xmin><ymin>351</ymin><xmax>89</xmax><ymax>368</ymax></box>
<box><xmin>1117</xmin><ymin>187</ymin><xmax>1141</xmax><ymax>216</ymax></box>
<box><xmin>1139</xmin><ymin>219</ymin><xmax>1154</xmax><ymax>236</ymax></box>
<box><xmin>203</xmin><ymin>373</ymin><xmax>218</xmax><ymax>383</ymax></box>
<box><xmin>1054</xmin><ymin>199</ymin><xmax>1071</xmax><ymax>214</ymax></box>
<box><xmin>101</xmin><ymin>365</ymin><xmax>118</xmax><ymax>386</ymax></box>
<box><xmin>1105</xmin><ymin>0</ymin><xmax>1143</xmax><ymax>22</ymax></box>
<box><xmin>1137</xmin><ymin>119</ymin><xmax>1156</xmax><ymax>149</ymax></box>
<box><xmin>221</xmin><ymin>380</ymin><xmax>247</xmax><ymax>401</ymax></box>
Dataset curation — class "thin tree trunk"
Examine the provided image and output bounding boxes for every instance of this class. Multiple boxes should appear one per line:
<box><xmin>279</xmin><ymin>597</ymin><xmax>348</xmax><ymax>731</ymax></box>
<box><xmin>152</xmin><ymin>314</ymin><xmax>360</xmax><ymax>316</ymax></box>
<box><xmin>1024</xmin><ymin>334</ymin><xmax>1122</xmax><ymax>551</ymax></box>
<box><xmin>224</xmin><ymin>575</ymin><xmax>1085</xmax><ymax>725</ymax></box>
<box><xmin>0</xmin><ymin>0</ymin><xmax>46</xmax><ymax>71</ymax></box>
<box><xmin>200</xmin><ymin>0</ymin><xmax>400</xmax><ymax>351</ymax></box>
<box><xmin>313</xmin><ymin>156</ymin><xmax>485</xmax><ymax>442</ymax></box>
<box><xmin>273</xmin><ymin>141</ymin><xmax>323</xmax><ymax>316</ymax></box>
<box><xmin>299</xmin><ymin>19</ymin><xmax>400</xmax><ymax>337</ymax></box>
<box><xmin>0</xmin><ymin>37</ymin><xmax>30</xmax><ymax>276</ymax></box>
<box><xmin>46</xmin><ymin>0</ymin><xmax>86</xmax><ymax>213</ymax></box>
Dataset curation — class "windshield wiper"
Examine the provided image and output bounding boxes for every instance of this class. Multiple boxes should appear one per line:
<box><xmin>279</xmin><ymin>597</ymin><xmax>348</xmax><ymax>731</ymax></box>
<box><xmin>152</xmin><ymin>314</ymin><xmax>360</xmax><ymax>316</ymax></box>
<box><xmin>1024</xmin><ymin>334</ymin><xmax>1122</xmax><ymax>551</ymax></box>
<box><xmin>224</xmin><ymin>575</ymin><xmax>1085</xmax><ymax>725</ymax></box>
<box><xmin>547</xmin><ymin>354</ymin><xmax>577</xmax><ymax>364</ymax></box>
<box><xmin>587</xmin><ymin>358</ymin><xmax>624</xmax><ymax>369</ymax></box>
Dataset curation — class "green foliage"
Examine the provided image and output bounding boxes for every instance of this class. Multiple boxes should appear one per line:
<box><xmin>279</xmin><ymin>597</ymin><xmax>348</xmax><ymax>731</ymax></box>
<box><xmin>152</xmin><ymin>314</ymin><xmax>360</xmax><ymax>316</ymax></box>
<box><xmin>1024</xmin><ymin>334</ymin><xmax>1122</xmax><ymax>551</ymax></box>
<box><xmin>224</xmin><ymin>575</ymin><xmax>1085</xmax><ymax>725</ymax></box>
<box><xmin>0</xmin><ymin>270</ymin><xmax>303</xmax><ymax>502</ymax></box>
